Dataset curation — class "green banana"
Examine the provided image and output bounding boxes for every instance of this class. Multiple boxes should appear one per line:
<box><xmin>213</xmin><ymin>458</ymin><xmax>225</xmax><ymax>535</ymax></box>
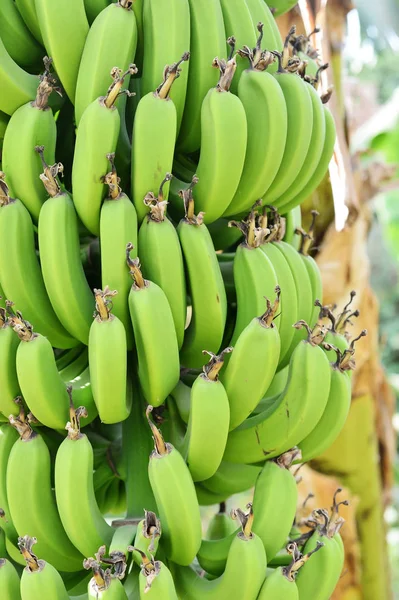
<box><xmin>37</xmin><ymin>148</ymin><xmax>94</xmax><ymax>344</ymax></box>
<box><xmin>84</xmin><ymin>0</ymin><xmax>111</xmax><ymax>23</ymax></box>
<box><xmin>177</xmin><ymin>0</ymin><xmax>226</xmax><ymax>153</ymax></box>
<box><xmin>283</xmin><ymin>205</ymin><xmax>302</xmax><ymax>249</ymax></box>
<box><xmin>182</xmin><ymin>51</ymin><xmax>247</xmax><ymax>223</ymax></box>
<box><xmin>245</xmin><ymin>0</ymin><xmax>283</xmax><ymax>55</ymax></box>
<box><xmin>169</xmin><ymin>379</ymin><xmax>191</xmax><ymax>424</ymax></box>
<box><xmin>19</xmin><ymin>536</ymin><xmax>69</xmax><ymax>600</ymax></box>
<box><xmin>72</xmin><ymin>65</ymin><xmax>137</xmax><ymax>235</ymax></box>
<box><xmin>0</xmin><ymin>556</ymin><xmax>21</xmax><ymax>600</ymax></box>
<box><xmin>0</xmin><ymin>37</ymin><xmax>38</xmax><ymax>115</ymax></box>
<box><xmin>131</xmin><ymin>511</ymin><xmax>161</xmax><ymax>566</ymax></box>
<box><xmin>223</xmin><ymin>324</ymin><xmax>331</xmax><ymax>463</ymax></box>
<box><xmin>126</xmin><ymin>244</ymin><xmax>180</xmax><ymax>406</ymax></box>
<box><xmin>75</xmin><ymin>0</ymin><xmax>137</xmax><ymax>125</ymax></box>
<box><xmin>2</xmin><ymin>64</ymin><xmax>57</xmax><ymax>221</ymax></box>
<box><xmin>0</xmin><ymin>177</ymin><xmax>76</xmax><ymax>348</ymax></box>
<box><xmin>15</xmin><ymin>0</ymin><xmax>43</xmax><ymax>44</ymax></box>
<box><xmin>202</xmin><ymin>462</ymin><xmax>262</xmax><ymax>497</ymax></box>
<box><xmin>224</xmin><ymin>26</ymin><xmax>287</xmax><ymax>218</ymax></box>
<box><xmin>0</xmin><ymin>0</ymin><xmax>43</xmax><ymax>70</ymax></box>
<box><xmin>266</xmin><ymin>0</ymin><xmax>299</xmax><ymax>17</ymax></box>
<box><xmin>35</xmin><ymin>0</ymin><xmax>89</xmax><ymax>102</ymax></box>
<box><xmin>229</xmin><ymin>208</ymin><xmax>279</xmax><ymax>346</ymax></box>
<box><xmin>89</xmin><ymin>288</ymin><xmax>130</xmax><ymax>424</ymax></box>
<box><xmin>131</xmin><ymin>550</ymin><xmax>177</xmax><ymax>600</ymax></box>
<box><xmin>131</xmin><ymin>54</ymin><xmax>188</xmax><ymax>224</ymax></box>
<box><xmin>123</xmin><ymin>563</ymin><xmax>140</xmax><ymax>599</ymax></box>
<box><xmin>55</xmin><ymin>399</ymin><xmax>114</xmax><ymax>559</ymax></box>
<box><xmin>295</xmin><ymin>215</ymin><xmax>323</xmax><ymax>329</ymax></box>
<box><xmin>169</xmin><ymin>349</ymin><xmax>232</xmax><ymax>482</ymax></box>
<box><xmin>0</xmin><ymin>308</ymin><xmax>20</xmax><ymax>418</ymax></box>
<box><xmin>172</xmin><ymin>504</ymin><xmax>267</xmax><ymax>599</ymax></box>
<box><xmin>110</xmin><ymin>523</ymin><xmax>138</xmax><ymax>560</ymax></box>
<box><xmin>177</xmin><ymin>178</ymin><xmax>227</xmax><ymax>368</ymax></box>
<box><xmin>7</xmin><ymin>413</ymin><xmax>83</xmax><ymax>571</ymax></box>
<box><xmin>219</xmin><ymin>289</ymin><xmax>281</xmax><ymax>430</ymax></box>
<box><xmin>146</xmin><ymin>406</ymin><xmax>202</xmax><ymax>566</ymax></box>
<box><xmin>207</xmin><ymin>218</ymin><xmax>243</xmax><ymax>252</ymax></box>
<box><xmin>138</xmin><ymin>174</ymin><xmax>186</xmax><ymax>349</ymax></box>
<box><xmin>219</xmin><ymin>0</ymin><xmax>257</xmax><ymax>94</ymax></box>
<box><xmin>141</xmin><ymin>0</ymin><xmax>190</xmax><ymax>132</ymax></box>
<box><xmin>84</xmin><ymin>548</ymin><xmax>128</xmax><ymax>599</ymax></box>
<box><xmin>206</xmin><ymin>504</ymin><xmax>238</xmax><ymax>540</ymax></box>
<box><xmin>195</xmin><ymin>483</ymin><xmax>229</xmax><ymax>507</ymax></box>
<box><xmin>55</xmin><ymin>344</ymin><xmax>86</xmax><ymax>372</ymax></box>
<box><xmin>0</xmin><ymin>423</ymin><xmax>19</xmax><ymax>544</ymax></box>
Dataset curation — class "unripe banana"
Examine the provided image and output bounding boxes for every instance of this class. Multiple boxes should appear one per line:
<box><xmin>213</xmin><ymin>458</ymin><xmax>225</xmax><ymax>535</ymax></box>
<box><xmin>84</xmin><ymin>0</ymin><xmax>111</xmax><ymax>23</ymax></box>
<box><xmin>0</xmin><ymin>422</ymin><xmax>19</xmax><ymax>544</ymax></box>
<box><xmin>206</xmin><ymin>504</ymin><xmax>238</xmax><ymax>540</ymax></box>
<box><xmin>0</xmin><ymin>37</ymin><xmax>38</xmax><ymax>115</ymax></box>
<box><xmin>208</xmin><ymin>218</ymin><xmax>243</xmax><ymax>252</ymax></box>
<box><xmin>2</xmin><ymin>65</ymin><xmax>57</xmax><ymax>221</ymax></box>
<box><xmin>141</xmin><ymin>0</ymin><xmax>190</xmax><ymax>132</ymax></box>
<box><xmin>19</xmin><ymin>536</ymin><xmax>69</xmax><ymax>600</ymax></box>
<box><xmin>7</xmin><ymin>413</ymin><xmax>84</xmax><ymax>571</ymax></box>
<box><xmin>131</xmin><ymin>511</ymin><xmax>161</xmax><ymax>566</ymax></box>
<box><xmin>35</xmin><ymin>0</ymin><xmax>89</xmax><ymax>102</ymax></box>
<box><xmin>294</xmin><ymin>211</ymin><xmax>323</xmax><ymax>325</ymax></box>
<box><xmin>131</xmin><ymin>54</ymin><xmax>188</xmax><ymax>223</ymax></box>
<box><xmin>266</xmin><ymin>0</ymin><xmax>298</xmax><ymax>17</ymax></box>
<box><xmin>245</xmin><ymin>0</ymin><xmax>283</xmax><ymax>55</ymax></box>
<box><xmin>202</xmin><ymin>461</ymin><xmax>262</xmax><ymax>497</ymax></box>
<box><xmin>0</xmin><ymin>0</ymin><xmax>43</xmax><ymax>70</ymax></box>
<box><xmin>0</xmin><ymin>556</ymin><xmax>21</xmax><ymax>600</ymax></box>
<box><xmin>0</xmin><ymin>176</ymin><xmax>76</xmax><ymax>349</ymax></box>
<box><xmin>138</xmin><ymin>174</ymin><xmax>186</xmax><ymax>348</ymax></box>
<box><xmin>37</xmin><ymin>148</ymin><xmax>94</xmax><ymax>344</ymax></box>
<box><xmin>100</xmin><ymin>154</ymin><xmax>137</xmax><ymax>350</ymax></box>
<box><xmin>0</xmin><ymin>308</ymin><xmax>20</xmax><ymax>418</ymax></box>
<box><xmin>282</xmin><ymin>205</ymin><xmax>302</xmax><ymax>249</ymax></box>
<box><xmin>178</xmin><ymin>179</ymin><xmax>227</xmax><ymax>368</ymax></box>
<box><xmin>72</xmin><ymin>65</ymin><xmax>137</xmax><ymax>235</ymax></box>
<box><xmin>146</xmin><ymin>406</ymin><xmax>202</xmax><ymax>566</ymax></box>
<box><xmin>126</xmin><ymin>244</ymin><xmax>180</xmax><ymax>406</ymax></box>
<box><xmin>220</xmin><ymin>289</ymin><xmax>281</xmax><ymax>430</ymax></box>
<box><xmin>195</xmin><ymin>483</ymin><xmax>229</xmax><ymax>507</ymax></box>
<box><xmin>55</xmin><ymin>399</ymin><xmax>114</xmax><ymax>558</ymax></box>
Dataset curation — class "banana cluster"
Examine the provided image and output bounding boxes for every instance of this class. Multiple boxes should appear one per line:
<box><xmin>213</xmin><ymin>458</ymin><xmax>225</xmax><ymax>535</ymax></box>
<box><xmin>0</xmin><ymin>0</ymin><xmax>361</xmax><ymax>598</ymax></box>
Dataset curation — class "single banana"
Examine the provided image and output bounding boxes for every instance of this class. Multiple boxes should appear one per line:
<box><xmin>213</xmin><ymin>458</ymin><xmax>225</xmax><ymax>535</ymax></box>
<box><xmin>84</xmin><ymin>0</ymin><xmax>111</xmax><ymax>23</ymax></box>
<box><xmin>0</xmin><ymin>423</ymin><xmax>19</xmax><ymax>544</ymax></box>
<box><xmin>55</xmin><ymin>398</ymin><xmax>114</xmax><ymax>558</ymax></box>
<box><xmin>0</xmin><ymin>308</ymin><xmax>20</xmax><ymax>418</ymax></box>
<box><xmin>75</xmin><ymin>0</ymin><xmax>137</xmax><ymax>125</ymax></box>
<box><xmin>131</xmin><ymin>54</ymin><xmax>188</xmax><ymax>223</ymax></box>
<box><xmin>141</xmin><ymin>0</ymin><xmax>190</xmax><ymax>132</ymax></box>
<box><xmin>64</xmin><ymin>365</ymin><xmax>99</xmax><ymax>427</ymax></box>
<box><xmin>206</xmin><ymin>504</ymin><xmax>238</xmax><ymax>540</ymax></box>
<box><xmin>219</xmin><ymin>0</ymin><xmax>257</xmax><ymax>93</ymax></box>
<box><xmin>0</xmin><ymin>0</ymin><xmax>43</xmax><ymax>70</ymax></box>
<box><xmin>219</xmin><ymin>289</ymin><xmax>281</xmax><ymax>430</ymax></box>
<box><xmin>178</xmin><ymin>179</ymin><xmax>227</xmax><ymax>368</ymax></box>
<box><xmin>202</xmin><ymin>462</ymin><xmax>262</xmax><ymax>498</ymax></box>
<box><xmin>169</xmin><ymin>349</ymin><xmax>232</xmax><ymax>482</ymax></box>
<box><xmin>2</xmin><ymin>64</ymin><xmax>57</xmax><ymax>221</ymax></box>
<box><xmin>0</xmin><ymin>176</ymin><xmax>76</xmax><ymax>348</ymax></box>
<box><xmin>0</xmin><ymin>36</ymin><xmax>39</xmax><ymax>115</ymax></box>
<box><xmin>72</xmin><ymin>65</ymin><xmax>137</xmax><ymax>235</ymax></box>
<box><xmin>245</xmin><ymin>0</ymin><xmax>283</xmax><ymax>55</ymax></box>
<box><xmin>146</xmin><ymin>406</ymin><xmax>202</xmax><ymax>566</ymax></box>
<box><xmin>131</xmin><ymin>550</ymin><xmax>177</xmax><ymax>600</ymax></box>
<box><xmin>266</xmin><ymin>0</ymin><xmax>299</xmax><ymax>16</ymax></box>
<box><xmin>177</xmin><ymin>0</ymin><xmax>226</xmax><ymax>153</ymax></box>
<box><xmin>195</xmin><ymin>483</ymin><xmax>229</xmax><ymax>507</ymax></box>
<box><xmin>294</xmin><ymin>211</ymin><xmax>323</xmax><ymax>325</ymax></box>
<box><xmin>89</xmin><ymin>288</ymin><xmax>130</xmax><ymax>424</ymax></box>
<box><xmin>138</xmin><ymin>174</ymin><xmax>186</xmax><ymax>349</ymax></box>
<box><xmin>131</xmin><ymin>511</ymin><xmax>161</xmax><ymax>566</ymax></box>
<box><xmin>224</xmin><ymin>28</ymin><xmax>287</xmax><ymax>218</ymax></box>
<box><xmin>169</xmin><ymin>379</ymin><xmax>191</xmax><ymax>424</ymax></box>
<box><xmin>15</xmin><ymin>0</ymin><xmax>43</xmax><ymax>44</ymax></box>
<box><xmin>7</xmin><ymin>413</ymin><xmax>84</xmax><ymax>571</ymax></box>
<box><xmin>37</xmin><ymin>148</ymin><xmax>94</xmax><ymax>344</ymax></box>
<box><xmin>172</xmin><ymin>504</ymin><xmax>267</xmax><ymax>599</ymax></box>
<box><xmin>0</xmin><ymin>556</ymin><xmax>21</xmax><ymax>600</ymax></box>
<box><xmin>35</xmin><ymin>0</ymin><xmax>89</xmax><ymax>102</ymax></box>
<box><xmin>109</xmin><ymin>524</ymin><xmax>138</xmax><ymax>561</ymax></box>
<box><xmin>207</xmin><ymin>218</ymin><xmax>243</xmax><ymax>252</ymax></box>
<box><xmin>223</xmin><ymin>323</ymin><xmax>331</xmax><ymax>463</ymax></box>
<box><xmin>126</xmin><ymin>244</ymin><xmax>180</xmax><ymax>406</ymax></box>
<box><xmin>55</xmin><ymin>344</ymin><xmax>86</xmax><ymax>372</ymax></box>
<box><xmin>282</xmin><ymin>205</ymin><xmax>302</xmax><ymax>249</ymax></box>
<box><xmin>19</xmin><ymin>536</ymin><xmax>69</xmax><ymax>600</ymax></box>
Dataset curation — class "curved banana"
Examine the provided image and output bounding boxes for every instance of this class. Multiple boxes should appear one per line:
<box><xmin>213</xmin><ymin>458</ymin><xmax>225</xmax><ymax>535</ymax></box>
<box><xmin>126</xmin><ymin>244</ymin><xmax>180</xmax><ymax>406</ymax></box>
<box><xmin>0</xmin><ymin>309</ymin><xmax>20</xmax><ymax>419</ymax></box>
<box><xmin>7</xmin><ymin>414</ymin><xmax>84</xmax><ymax>571</ymax></box>
<box><xmin>208</xmin><ymin>218</ymin><xmax>243</xmax><ymax>252</ymax></box>
<box><xmin>15</xmin><ymin>0</ymin><xmax>43</xmax><ymax>44</ymax></box>
<box><xmin>75</xmin><ymin>0</ymin><xmax>137</xmax><ymax>125</ymax></box>
<box><xmin>131</xmin><ymin>54</ymin><xmax>188</xmax><ymax>224</ymax></box>
<box><xmin>223</xmin><ymin>324</ymin><xmax>331</xmax><ymax>463</ymax></box>
<box><xmin>2</xmin><ymin>65</ymin><xmax>57</xmax><ymax>221</ymax></box>
<box><xmin>0</xmin><ymin>0</ymin><xmax>43</xmax><ymax>70</ymax></box>
<box><xmin>169</xmin><ymin>379</ymin><xmax>191</xmax><ymax>424</ymax></box>
<box><xmin>206</xmin><ymin>505</ymin><xmax>238</xmax><ymax>540</ymax></box>
<box><xmin>55</xmin><ymin>399</ymin><xmax>114</xmax><ymax>559</ymax></box>
<box><xmin>64</xmin><ymin>365</ymin><xmax>99</xmax><ymax>427</ymax></box>
<box><xmin>202</xmin><ymin>461</ymin><xmax>262</xmax><ymax>497</ymax></box>
<box><xmin>131</xmin><ymin>511</ymin><xmax>161</xmax><ymax>566</ymax></box>
<box><xmin>146</xmin><ymin>406</ymin><xmax>202</xmax><ymax>566</ymax></box>
<box><xmin>177</xmin><ymin>179</ymin><xmax>227</xmax><ymax>368</ymax></box>
<box><xmin>266</xmin><ymin>0</ymin><xmax>298</xmax><ymax>17</ymax></box>
<box><xmin>177</xmin><ymin>0</ymin><xmax>226</xmax><ymax>153</ymax></box>
<box><xmin>0</xmin><ymin>37</ymin><xmax>38</xmax><ymax>115</ymax></box>
<box><xmin>220</xmin><ymin>289</ymin><xmax>281</xmax><ymax>430</ymax></box>
<box><xmin>138</xmin><ymin>174</ymin><xmax>186</xmax><ymax>349</ymax></box>
<box><xmin>19</xmin><ymin>536</ymin><xmax>69</xmax><ymax>600</ymax></box>
<box><xmin>195</xmin><ymin>483</ymin><xmax>229</xmax><ymax>507</ymax></box>
<box><xmin>141</xmin><ymin>0</ymin><xmax>190</xmax><ymax>132</ymax></box>
<box><xmin>224</xmin><ymin>29</ymin><xmax>287</xmax><ymax>218</ymax></box>
<box><xmin>173</xmin><ymin>504</ymin><xmax>267</xmax><ymax>599</ymax></box>
<box><xmin>84</xmin><ymin>0</ymin><xmax>111</xmax><ymax>23</ymax></box>
<box><xmin>55</xmin><ymin>343</ymin><xmax>86</xmax><ymax>372</ymax></box>
<box><xmin>0</xmin><ymin>177</ymin><xmax>76</xmax><ymax>348</ymax></box>
<box><xmin>0</xmin><ymin>556</ymin><xmax>21</xmax><ymax>600</ymax></box>
<box><xmin>245</xmin><ymin>0</ymin><xmax>283</xmax><ymax>55</ymax></box>
<box><xmin>282</xmin><ymin>205</ymin><xmax>301</xmax><ymax>248</ymax></box>
<box><xmin>219</xmin><ymin>0</ymin><xmax>257</xmax><ymax>94</ymax></box>
<box><xmin>37</xmin><ymin>149</ymin><xmax>94</xmax><ymax>344</ymax></box>
<box><xmin>169</xmin><ymin>349</ymin><xmax>232</xmax><ymax>482</ymax></box>
<box><xmin>89</xmin><ymin>288</ymin><xmax>129</xmax><ymax>424</ymax></box>
<box><xmin>35</xmin><ymin>0</ymin><xmax>89</xmax><ymax>102</ymax></box>
<box><xmin>0</xmin><ymin>423</ymin><xmax>19</xmax><ymax>544</ymax></box>
<box><xmin>72</xmin><ymin>65</ymin><xmax>136</xmax><ymax>235</ymax></box>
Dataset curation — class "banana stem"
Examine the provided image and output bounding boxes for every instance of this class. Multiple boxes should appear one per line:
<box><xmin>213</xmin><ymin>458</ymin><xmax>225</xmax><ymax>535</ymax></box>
<box><xmin>156</xmin><ymin>53</ymin><xmax>190</xmax><ymax>99</ymax></box>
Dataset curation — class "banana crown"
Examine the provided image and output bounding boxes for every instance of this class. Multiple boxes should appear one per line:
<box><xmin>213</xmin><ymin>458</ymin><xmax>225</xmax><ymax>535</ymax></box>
<box><xmin>93</xmin><ymin>286</ymin><xmax>118</xmax><ymax>322</ymax></box>
<box><xmin>143</xmin><ymin>172</ymin><xmax>173</xmax><ymax>222</ymax></box>
<box><xmin>155</xmin><ymin>53</ymin><xmax>190</xmax><ymax>100</ymax></box>
<box><xmin>84</xmin><ymin>544</ymin><xmax>127</xmax><ymax>592</ymax></box>
<box><xmin>18</xmin><ymin>535</ymin><xmax>44</xmax><ymax>573</ymax></box>
<box><xmin>238</xmin><ymin>22</ymin><xmax>276</xmax><ymax>72</ymax></box>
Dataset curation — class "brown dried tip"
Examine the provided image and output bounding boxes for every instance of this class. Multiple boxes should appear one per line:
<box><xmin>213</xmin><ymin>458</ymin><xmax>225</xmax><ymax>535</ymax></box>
<box><xmin>102</xmin><ymin>153</ymin><xmax>121</xmax><ymax>200</ymax></box>
<box><xmin>259</xmin><ymin>286</ymin><xmax>281</xmax><ymax>328</ymax></box>
<box><xmin>293</xmin><ymin>320</ymin><xmax>327</xmax><ymax>347</ymax></box>
<box><xmin>93</xmin><ymin>286</ymin><xmax>118</xmax><ymax>321</ymax></box>
<box><xmin>156</xmin><ymin>52</ymin><xmax>190</xmax><ymax>99</ymax></box>
<box><xmin>104</xmin><ymin>64</ymin><xmax>138</xmax><ymax>108</ymax></box>
<box><xmin>231</xmin><ymin>502</ymin><xmax>254</xmax><ymax>539</ymax></box>
<box><xmin>202</xmin><ymin>347</ymin><xmax>233</xmax><ymax>381</ymax></box>
<box><xmin>143</xmin><ymin>173</ymin><xmax>173</xmax><ymax>222</ymax></box>
<box><xmin>65</xmin><ymin>386</ymin><xmax>87</xmax><ymax>440</ymax></box>
<box><xmin>146</xmin><ymin>405</ymin><xmax>168</xmax><ymax>456</ymax></box>
<box><xmin>18</xmin><ymin>536</ymin><xmax>41</xmax><ymax>572</ymax></box>
<box><xmin>126</xmin><ymin>244</ymin><xmax>146</xmax><ymax>289</ymax></box>
<box><xmin>275</xmin><ymin>447</ymin><xmax>302</xmax><ymax>469</ymax></box>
